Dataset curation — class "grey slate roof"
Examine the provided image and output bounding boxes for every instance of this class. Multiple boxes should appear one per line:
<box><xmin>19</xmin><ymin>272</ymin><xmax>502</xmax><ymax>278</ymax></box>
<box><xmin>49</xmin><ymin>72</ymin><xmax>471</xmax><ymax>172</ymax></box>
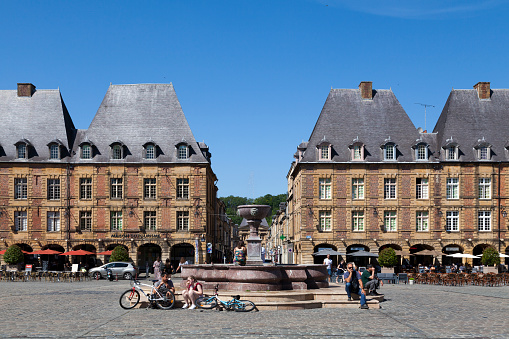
<box><xmin>299</xmin><ymin>87</ymin><xmax>426</xmax><ymax>163</ymax></box>
<box><xmin>433</xmin><ymin>89</ymin><xmax>509</xmax><ymax>162</ymax></box>
<box><xmin>0</xmin><ymin>89</ymin><xmax>75</xmax><ymax>161</ymax></box>
<box><xmin>71</xmin><ymin>84</ymin><xmax>209</xmax><ymax>163</ymax></box>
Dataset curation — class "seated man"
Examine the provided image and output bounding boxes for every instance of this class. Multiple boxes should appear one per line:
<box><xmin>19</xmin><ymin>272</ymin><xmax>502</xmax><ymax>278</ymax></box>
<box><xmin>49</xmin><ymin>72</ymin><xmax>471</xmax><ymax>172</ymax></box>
<box><xmin>155</xmin><ymin>273</ymin><xmax>175</xmax><ymax>299</ymax></box>
<box><xmin>361</xmin><ymin>264</ymin><xmax>383</xmax><ymax>296</ymax></box>
<box><xmin>343</xmin><ymin>262</ymin><xmax>368</xmax><ymax>309</ymax></box>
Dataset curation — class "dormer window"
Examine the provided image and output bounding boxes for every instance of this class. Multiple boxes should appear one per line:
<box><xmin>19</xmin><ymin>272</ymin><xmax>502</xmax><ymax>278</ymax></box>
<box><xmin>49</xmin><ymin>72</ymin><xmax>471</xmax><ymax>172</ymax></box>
<box><xmin>353</xmin><ymin>146</ymin><xmax>362</xmax><ymax>160</ymax></box>
<box><xmin>146</xmin><ymin>144</ymin><xmax>155</xmax><ymax>159</ymax></box>
<box><xmin>349</xmin><ymin>138</ymin><xmax>365</xmax><ymax>161</ymax></box>
<box><xmin>178</xmin><ymin>145</ymin><xmax>188</xmax><ymax>159</ymax></box>
<box><xmin>474</xmin><ymin>138</ymin><xmax>491</xmax><ymax>161</ymax></box>
<box><xmin>112</xmin><ymin>145</ymin><xmax>122</xmax><ymax>159</ymax></box>
<box><xmin>443</xmin><ymin>138</ymin><xmax>459</xmax><ymax>160</ymax></box>
<box><xmin>479</xmin><ymin>147</ymin><xmax>489</xmax><ymax>160</ymax></box>
<box><xmin>49</xmin><ymin>144</ymin><xmax>59</xmax><ymax>159</ymax></box>
<box><xmin>412</xmin><ymin>140</ymin><xmax>429</xmax><ymax>161</ymax></box>
<box><xmin>17</xmin><ymin>144</ymin><xmax>27</xmax><ymax>159</ymax></box>
<box><xmin>381</xmin><ymin>138</ymin><xmax>397</xmax><ymax>161</ymax></box>
<box><xmin>81</xmin><ymin>144</ymin><xmax>91</xmax><ymax>159</ymax></box>
<box><xmin>316</xmin><ymin>138</ymin><xmax>332</xmax><ymax>161</ymax></box>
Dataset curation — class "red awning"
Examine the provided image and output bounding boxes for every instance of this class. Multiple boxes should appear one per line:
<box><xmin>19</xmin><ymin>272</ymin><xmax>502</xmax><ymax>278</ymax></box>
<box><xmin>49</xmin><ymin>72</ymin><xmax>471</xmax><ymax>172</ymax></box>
<box><xmin>32</xmin><ymin>249</ymin><xmax>63</xmax><ymax>255</ymax></box>
<box><xmin>97</xmin><ymin>250</ymin><xmax>113</xmax><ymax>255</ymax></box>
<box><xmin>60</xmin><ymin>250</ymin><xmax>95</xmax><ymax>256</ymax></box>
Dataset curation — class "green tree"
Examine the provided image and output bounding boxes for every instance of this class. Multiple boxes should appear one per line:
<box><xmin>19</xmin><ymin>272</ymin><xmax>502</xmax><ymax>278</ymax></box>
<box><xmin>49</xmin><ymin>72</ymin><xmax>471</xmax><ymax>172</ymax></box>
<box><xmin>378</xmin><ymin>247</ymin><xmax>398</xmax><ymax>267</ymax></box>
<box><xmin>481</xmin><ymin>247</ymin><xmax>501</xmax><ymax>266</ymax></box>
<box><xmin>109</xmin><ymin>246</ymin><xmax>130</xmax><ymax>263</ymax></box>
<box><xmin>219</xmin><ymin>193</ymin><xmax>287</xmax><ymax>225</ymax></box>
<box><xmin>3</xmin><ymin>245</ymin><xmax>24</xmax><ymax>265</ymax></box>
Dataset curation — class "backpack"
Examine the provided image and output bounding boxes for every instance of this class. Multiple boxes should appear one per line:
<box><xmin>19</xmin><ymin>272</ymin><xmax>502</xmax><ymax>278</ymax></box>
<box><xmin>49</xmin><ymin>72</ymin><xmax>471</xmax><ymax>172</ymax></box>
<box><xmin>350</xmin><ymin>270</ymin><xmax>359</xmax><ymax>291</ymax></box>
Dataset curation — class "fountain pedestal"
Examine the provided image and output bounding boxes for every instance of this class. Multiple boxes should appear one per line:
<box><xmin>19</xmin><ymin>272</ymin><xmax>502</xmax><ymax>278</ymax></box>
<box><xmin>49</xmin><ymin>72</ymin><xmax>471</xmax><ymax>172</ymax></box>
<box><xmin>246</xmin><ymin>220</ymin><xmax>263</xmax><ymax>265</ymax></box>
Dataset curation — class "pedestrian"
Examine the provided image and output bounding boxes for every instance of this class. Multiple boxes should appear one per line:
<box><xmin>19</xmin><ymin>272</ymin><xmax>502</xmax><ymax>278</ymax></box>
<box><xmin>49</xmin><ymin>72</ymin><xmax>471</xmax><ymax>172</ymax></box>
<box><xmin>145</xmin><ymin>261</ymin><xmax>150</xmax><ymax>278</ymax></box>
<box><xmin>344</xmin><ymin>262</ymin><xmax>368</xmax><ymax>309</ymax></box>
<box><xmin>323</xmin><ymin>254</ymin><xmax>333</xmax><ymax>282</ymax></box>
<box><xmin>233</xmin><ymin>241</ymin><xmax>247</xmax><ymax>266</ymax></box>
<box><xmin>361</xmin><ymin>264</ymin><xmax>382</xmax><ymax>296</ymax></box>
<box><xmin>261</xmin><ymin>246</ymin><xmax>266</xmax><ymax>262</ymax></box>
<box><xmin>181</xmin><ymin>275</ymin><xmax>203</xmax><ymax>310</ymax></box>
<box><xmin>164</xmin><ymin>258</ymin><xmax>173</xmax><ymax>275</ymax></box>
<box><xmin>153</xmin><ymin>257</ymin><xmax>161</xmax><ymax>281</ymax></box>
<box><xmin>175</xmin><ymin>257</ymin><xmax>189</xmax><ymax>273</ymax></box>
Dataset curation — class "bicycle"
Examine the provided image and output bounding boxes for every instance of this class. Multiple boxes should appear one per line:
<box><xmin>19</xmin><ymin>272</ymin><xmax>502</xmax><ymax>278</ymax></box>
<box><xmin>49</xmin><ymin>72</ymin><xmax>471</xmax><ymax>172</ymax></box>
<box><xmin>119</xmin><ymin>279</ymin><xmax>175</xmax><ymax>310</ymax></box>
<box><xmin>195</xmin><ymin>285</ymin><xmax>256</xmax><ymax>312</ymax></box>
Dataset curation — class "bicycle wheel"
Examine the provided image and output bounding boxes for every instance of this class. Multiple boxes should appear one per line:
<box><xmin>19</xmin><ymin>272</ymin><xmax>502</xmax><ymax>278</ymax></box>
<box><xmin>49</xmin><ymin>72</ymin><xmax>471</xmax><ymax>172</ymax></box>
<box><xmin>196</xmin><ymin>296</ymin><xmax>217</xmax><ymax>309</ymax></box>
<box><xmin>233</xmin><ymin>300</ymin><xmax>256</xmax><ymax>312</ymax></box>
<box><xmin>156</xmin><ymin>291</ymin><xmax>175</xmax><ymax>310</ymax></box>
<box><xmin>119</xmin><ymin>289</ymin><xmax>140</xmax><ymax>309</ymax></box>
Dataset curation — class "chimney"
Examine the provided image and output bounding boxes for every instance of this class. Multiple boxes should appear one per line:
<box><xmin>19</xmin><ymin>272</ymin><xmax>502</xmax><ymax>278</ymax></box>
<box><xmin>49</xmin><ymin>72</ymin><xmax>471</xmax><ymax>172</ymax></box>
<box><xmin>473</xmin><ymin>82</ymin><xmax>490</xmax><ymax>100</ymax></box>
<box><xmin>17</xmin><ymin>83</ymin><xmax>36</xmax><ymax>97</ymax></box>
<box><xmin>359</xmin><ymin>81</ymin><xmax>373</xmax><ymax>99</ymax></box>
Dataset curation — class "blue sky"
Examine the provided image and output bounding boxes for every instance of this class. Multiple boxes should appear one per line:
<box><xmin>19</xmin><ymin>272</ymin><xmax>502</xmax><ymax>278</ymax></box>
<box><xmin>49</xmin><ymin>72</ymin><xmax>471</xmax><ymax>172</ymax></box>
<box><xmin>1</xmin><ymin>0</ymin><xmax>508</xmax><ymax>198</ymax></box>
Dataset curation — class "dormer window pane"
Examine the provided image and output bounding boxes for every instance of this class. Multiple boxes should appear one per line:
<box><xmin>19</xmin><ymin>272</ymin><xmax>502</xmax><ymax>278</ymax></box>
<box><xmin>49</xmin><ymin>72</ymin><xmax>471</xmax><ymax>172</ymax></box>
<box><xmin>447</xmin><ymin>147</ymin><xmax>457</xmax><ymax>160</ymax></box>
<box><xmin>17</xmin><ymin>144</ymin><xmax>26</xmax><ymax>159</ymax></box>
<box><xmin>178</xmin><ymin>145</ymin><xmax>188</xmax><ymax>159</ymax></box>
<box><xmin>320</xmin><ymin>145</ymin><xmax>329</xmax><ymax>160</ymax></box>
<box><xmin>417</xmin><ymin>145</ymin><xmax>427</xmax><ymax>160</ymax></box>
<box><xmin>353</xmin><ymin>145</ymin><xmax>362</xmax><ymax>160</ymax></box>
<box><xmin>384</xmin><ymin>145</ymin><xmax>395</xmax><ymax>160</ymax></box>
<box><xmin>479</xmin><ymin>147</ymin><xmax>488</xmax><ymax>160</ymax></box>
<box><xmin>112</xmin><ymin>145</ymin><xmax>122</xmax><ymax>159</ymax></box>
<box><xmin>49</xmin><ymin>144</ymin><xmax>59</xmax><ymax>159</ymax></box>
<box><xmin>146</xmin><ymin>145</ymin><xmax>155</xmax><ymax>159</ymax></box>
<box><xmin>82</xmin><ymin>144</ymin><xmax>91</xmax><ymax>159</ymax></box>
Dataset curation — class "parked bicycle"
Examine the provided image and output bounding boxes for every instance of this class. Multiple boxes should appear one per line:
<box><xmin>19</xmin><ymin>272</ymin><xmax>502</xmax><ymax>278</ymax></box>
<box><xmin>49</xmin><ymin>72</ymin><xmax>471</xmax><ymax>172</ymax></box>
<box><xmin>119</xmin><ymin>279</ymin><xmax>175</xmax><ymax>310</ymax></box>
<box><xmin>195</xmin><ymin>284</ymin><xmax>256</xmax><ymax>312</ymax></box>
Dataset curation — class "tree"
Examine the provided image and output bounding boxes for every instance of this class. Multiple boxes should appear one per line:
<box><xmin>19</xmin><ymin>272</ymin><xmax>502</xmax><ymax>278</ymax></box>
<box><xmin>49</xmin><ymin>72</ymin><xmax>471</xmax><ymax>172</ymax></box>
<box><xmin>219</xmin><ymin>193</ymin><xmax>287</xmax><ymax>225</ymax></box>
<box><xmin>378</xmin><ymin>247</ymin><xmax>398</xmax><ymax>267</ymax></box>
<box><xmin>109</xmin><ymin>246</ymin><xmax>130</xmax><ymax>263</ymax></box>
<box><xmin>3</xmin><ymin>245</ymin><xmax>24</xmax><ymax>265</ymax></box>
<box><xmin>481</xmin><ymin>247</ymin><xmax>500</xmax><ymax>266</ymax></box>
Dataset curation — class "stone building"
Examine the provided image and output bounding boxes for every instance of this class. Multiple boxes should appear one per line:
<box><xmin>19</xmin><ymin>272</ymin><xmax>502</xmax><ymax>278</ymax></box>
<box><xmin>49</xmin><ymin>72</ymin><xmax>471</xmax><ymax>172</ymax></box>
<box><xmin>283</xmin><ymin>81</ymin><xmax>509</xmax><ymax>267</ymax></box>
<box><xmin>0</xmin><ymin>83</ymin><xmax>224</xmax><ymax>270</ymax></box>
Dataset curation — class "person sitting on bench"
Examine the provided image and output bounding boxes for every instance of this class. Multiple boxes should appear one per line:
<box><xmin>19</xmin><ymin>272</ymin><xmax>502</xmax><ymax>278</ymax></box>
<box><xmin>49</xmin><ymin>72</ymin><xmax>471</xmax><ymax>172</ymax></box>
<box><xmin>361</xmin><ymin>264</ymin><xmax>383</xmax><ymax>296</ymax></box>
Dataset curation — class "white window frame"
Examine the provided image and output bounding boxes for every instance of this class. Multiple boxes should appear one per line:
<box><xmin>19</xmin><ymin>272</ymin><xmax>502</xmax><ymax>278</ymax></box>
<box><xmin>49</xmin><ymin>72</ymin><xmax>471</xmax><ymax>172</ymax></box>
<box><xmin>416</xmin><ymin>144</ymin><xmax>427</xmax><ymax>160</ymax></box>
<box><xmin>446</xmin><ymin>178</ymin><xmax>459</xmax><ymax>199</ymax></box>
<box><xmin>446</xmin><ymin>211</ymin><xmax>459</xmax><ymax>232</ymax></box>
<box><xmin>352</xmin><ymin>178</ymin><xmax>364</xmax><ymax>199</ymax></box>
<box><xmin>352</xmin><ymin>211</ymin><xmax>364</xmax><ymax>231</ymax></box>
<box><xmin>146</xmin><ymin>144</ymin><xmax>155</xmax><ymax>159</ymax></box>
<box><xmin>14</xmin><ymin>178</ymin><xmax>27</xmax><ymax>200</ymax></box>
<box><xmin>144</xmin><ymin>178</ymin><xmax>157</xmax><ymax>199</ymax></box>
<box><xmin>384</xmin><ymin>145</ymin><xmax>396</xmax><ymax>161</ymax></box>
<box><xmin>80</xmin><ymin>211</ymin><xmax>92</xmax><ymax>231</ymax></box>
<box><xmin>478</xmin><ymin>211</ymin><xmax>491</xmax><ymax>231</ymax></box>
<box><xmin>144</xmin><ymin>211</ymin><xmax>157</xmax><ymax>231</ymax></box>
<box><xmin>319</xmin><ymin>210</ymin><xmax>332</xmax><ymax>231</ymax></box>
<box><xmin>177</xmin><ymin>178</ymin><xmax>189</xmax><ymax>199</ymax></box>
<box><xmin>110</xmin><ymin>178</ymin><xmax>123</xmax><ymax>199</ymax></box>
<box><xmin>47</xmin><ymin>179</ymin><xmax>60</xmax><ymax>200</ymax></box>
<box><xmin>49</xmin><ymin>144</ymin><xmax>60</xmax><ymax>159</ymax></box>
<box><xmin>110</xmin><ymin>211</ymin><xmax>123</xmax><ymax>231</ymax></box>
<box><xmin>352</xmin><ymin>145</ymin><xmax>363</xmax><ymax>161</ymax></box>
<box><xmin>416</xmin><ymin>178</ymin><xmax>429</xmax><ymax>199</ymax></box>
<box><xmin>81</xmin><ymin>144</ymin><xmax>91</xmax><ymax>159</ymax></box>
<box><xmin>17</xmin><ymin>144</ymin><xmax>27</xmax><ymax>159</ymax></box>
<box><xmin>319</xmin><ymin>145</ymin><xmax>330</xmax><ymax>161</ymax></box>
<box><xmin>178</xmin><ymin>145</ymin><xmax>188</xmax><ymax>160</ymax></box>
<box><xmin>80</xmin><ymin>178</ymin><xmax>92</xmax><ymax>200</ymax></box>
<box><xmin>446</xmin><ymin>146</ymin><xmax>458</xmax><ymax>160</ymax></box>
<box><xmin>177</xmin><ymin>211</ymin><xmax>189</xmax><ymax>231</ymax></box>
<box><xmin>384</xmin><ymin>211</ymin><xmax>397</xmax><ymax>232</ymax></box>
<box><xmin>416</xmin><ymin>211</ymin><xmax>429</xmax><ymax>232</ymax></box>
<box><xmin>112</xmin><ymin>145</ymin><xmax>122</xmax><ymax>160</ymax></box>
<box><xmin>319</xmin><ymin>178</ymin><xmax>331</xmax><ymax>200</ymax></box>
<box><xmin>479</xmin><ymin>178</ymin><xmax>491</xmax><ymax>200</ymax></box>
<box><xmin>478</xmin><ymin>147</ymin><xmax>490</xmax><ymax>160</ymax></box>
<box><xmin>384</xmin><ymin>178</ymin><xmax>396</xmax><ymax>199</ymax></box>
<box><xmin>47</xmin><ymin>211</ymin><xmax>60</xmax><ymax>232</ymax></box>
<box><xmin>15</xmin><ymin>211</ymin><xmax>27</xmax><ymax>231</ymax></box>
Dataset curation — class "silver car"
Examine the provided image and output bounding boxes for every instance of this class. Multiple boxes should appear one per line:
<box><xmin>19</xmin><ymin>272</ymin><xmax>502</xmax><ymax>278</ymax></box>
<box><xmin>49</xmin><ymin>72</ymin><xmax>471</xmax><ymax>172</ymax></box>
<box><xmin>89</xmin><ymin>262</ymin><xmax>138</xmax><ymax>280</ymax></box>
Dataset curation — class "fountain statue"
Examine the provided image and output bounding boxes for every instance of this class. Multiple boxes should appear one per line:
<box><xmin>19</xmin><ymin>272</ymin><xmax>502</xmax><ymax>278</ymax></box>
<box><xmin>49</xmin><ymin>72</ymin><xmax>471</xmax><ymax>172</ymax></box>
<box><xmin>236</xmin><ymin>205</ymin><xmax>271</xmax><ymax>265</ymax></box>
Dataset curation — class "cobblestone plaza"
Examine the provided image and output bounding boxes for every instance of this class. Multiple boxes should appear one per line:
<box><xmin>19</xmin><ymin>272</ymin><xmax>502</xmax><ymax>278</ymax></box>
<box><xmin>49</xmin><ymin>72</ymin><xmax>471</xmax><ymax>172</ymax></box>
<box><xmin>2</xmin><ymin>279</ymin><xmax>508</xmax><ymax>338</ymax></box>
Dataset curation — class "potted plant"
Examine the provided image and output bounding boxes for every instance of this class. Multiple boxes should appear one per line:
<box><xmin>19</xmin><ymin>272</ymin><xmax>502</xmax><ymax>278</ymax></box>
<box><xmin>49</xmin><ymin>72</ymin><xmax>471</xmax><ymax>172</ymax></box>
<box><xmin>109</xmin><ymin>245</ymin><xmax>130</xmax><ymax>263</ymax></box>
<box><xmin>481</xmin><ymin>247</ymin><xmax>500</xmax><ymax>273</ymax></box>
<box><xmin>408</xmin><ymin>277</ymin><xmax>415</xmax><ymax>285</ymax></box>
<box><xmin>3</xmin><ymin>245</ymin><xmax>24</xmax><ymax>271</ymax></box>
<box><xmin>378</xmin><ymin>247</ymin><xmax>398</xmax><ymax>273</ymax></box>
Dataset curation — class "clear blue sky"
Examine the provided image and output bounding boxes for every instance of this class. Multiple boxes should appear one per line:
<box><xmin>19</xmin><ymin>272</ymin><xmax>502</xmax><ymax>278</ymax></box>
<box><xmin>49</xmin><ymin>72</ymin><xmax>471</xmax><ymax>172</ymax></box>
<box><xmin>1</xmin><ymin>0</ymin><xmax>508</xmax><ymax>198</ymax></box>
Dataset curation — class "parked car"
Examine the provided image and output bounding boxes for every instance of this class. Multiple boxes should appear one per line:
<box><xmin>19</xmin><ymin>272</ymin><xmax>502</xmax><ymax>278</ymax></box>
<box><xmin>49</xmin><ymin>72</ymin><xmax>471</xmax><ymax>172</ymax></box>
<box><xmin>89</xmin><ymin>262</ymin><xmax>138</xmax><ymax>280</ymax></box>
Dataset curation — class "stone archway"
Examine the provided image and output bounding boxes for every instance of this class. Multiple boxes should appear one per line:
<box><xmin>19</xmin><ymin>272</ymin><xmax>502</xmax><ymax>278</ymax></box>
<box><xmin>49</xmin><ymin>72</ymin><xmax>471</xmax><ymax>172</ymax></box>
<box><xmin>346</xmin><ymin>244</ymin><xmax>371</xmax><ymax>268</ymax></box>
<box><xmin>170</xmin><ymin>243</ymin><xmax>194</xmax><ymax>269</ymax></box>
<box><xmin>409</xmin><ymin>244</ymin><xmax>435</xmax><ymax>266</ymax></box>
<box><xmin>14</xmin><ymin>243</ymin><xmax>33</xmax><ymax>266</ymax></box>
<box><xmin>71</xmin><ymin>244</ymin><xmax>97</xmax><ymax>268</ymax></box>
<box><xmin>41</xmin><ymin>244</ymin><xmax>66</xmax><ymax>271</ymax></box>
<box><xmin>442</xmin><ymin>244</ymin><xmax>464</xmax><ymax>266</ymax></box>
<box><xmin>313</xmin><ymin>243</ymin><xmax>339</xmax><ymax>265</ymax></box>
<box><xmin>138</xmin><ymin>243</ymin><xmax>162</xmax><ymax>273</ymax></box>
<box><xmin>473</xmin><ymin>243</ymin><xmax>492</xmax><ymax>266</ymax></box>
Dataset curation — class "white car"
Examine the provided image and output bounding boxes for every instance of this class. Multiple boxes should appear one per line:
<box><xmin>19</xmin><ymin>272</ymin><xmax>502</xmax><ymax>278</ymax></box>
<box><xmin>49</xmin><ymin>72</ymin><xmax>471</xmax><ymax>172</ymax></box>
<box><xmin>89</xmin><ymin>262</ymin><xmax>138</xmax><ymax>280</ymax></box>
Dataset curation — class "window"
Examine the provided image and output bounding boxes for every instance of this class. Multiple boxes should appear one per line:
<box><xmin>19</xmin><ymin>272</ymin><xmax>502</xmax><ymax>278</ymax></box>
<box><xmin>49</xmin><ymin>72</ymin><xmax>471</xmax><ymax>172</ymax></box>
<box><xmin>353</xmin><ymin>145</ymin><xmax>362</xmax><ymax>160</ymax></box>
<box><xmin>146</xmin><ymin>144</ymin><xmax>155</xmax><ymax>159</ymax></box>
<box><xmin>81</xmin><ymin>144</ymin><xmax>91</xmax><ymax>159</ymax></box>
<box><xmin>177</xmin><ymin>211</ymin><xmax>189</xmax><ymax>231</ymax></box>
<box><xmin>446</xmin><ymin>178</ymin><xmax>459</xmax><ymax>199</ymax></box>
<box><xmin>352</xmin><ymin>211</ymin><xmax>364</xmax><ymax>231</ymax></box>
<box><xmin>112</xmin><ymin>145</ymin><xmax>122</xmax><ymax>159</ymax></box>
<box><xmin>319</xmin><ymin>210</ymin><xmax>331</xmax><ymax>231</ymax></box>
<box><xmin>352</xmin><ymin>178</ymin><xmax>364</xmax><ymax>199</ymax></box>
<box><xmin>15</xmin><ymin>211</ymin><xmax>27</xmax><ymax>231</ymax></box>
<box><xmin>478</xmin><ymin>211</ymin><xmax>491</xmax><ymax>231</ymax></box>
<box><xmin>479</xmin><ymin>147</ymin><xmax>489</xmax><ymax>160</ymax></box>
<box><xmin>144</xmin><ymin>211</ymin><xmax>157</xmax><ymax>231</ymax></box>
<box><xmin>110</xmin><ymin>178</ymin><xmax>123</xmax><ymax>199</ymax></box>
<box><xmin>446</xmin><ymin>211</ymin><xmax>459</xmax><ymax>232</ymax></box>
<box><xmin>49</xmin><ymin>144</ymin><xmax>59</xmax><ymax>159</ymax></box>
<box><xmin>446</xmin><ymin>146</ymin><xmax>457</xmax><ymax>160</ymax></box>
<box><xmin>384</xmin><ymin>178</ymin><xmax>396</xmax><ymax>199</ymax></box>
<box><xmin>177</xmin><ymin>178</ymin><xmax>189</xmax><ymax>199</ymax></box>
<box><xmin>144</xmin><ymin>178</ymin><xmax>157</xmax><ymax>199</ymax></box>
<box><xmin>47</xmin><ymin>211</ymin><xmax>60</xmax><ymax>232</ymax></box>
<box><xmin>416</xmin><ymin>178</ymin><xmax>429</xmax><ymax>199</ymax></box>
<box><xmin>384</xmin><ymin>145</ymin><xmax>395</xmax><ymax>161</ymax></box>
<box><xmin>178</xmin><ymin>145</ymin><xmax>188</xmax><ymax>160</ymax></box>
<box><xmin>384</xmin><ymin>211</ymin><xmax>397</xmax><ymax>232</ymax></box>
<box><xmin>80</xmin><ymin>178</ymin><xmax>92</xmax><ymax>200</ymax></box>
<box><xmin>416</xmin><ymin>145</ymin><xmax>427</xmax><ymax>160</ymax></box>
<box><xmin>320</xmin><ymin>145</ymin><xmax>330</xmax><ymax>160</ymax></box>
<box><xmin>17</xmin><ymin>144</ymin><xmax>27</xmax><ymax>159</ymax></box>
<box><xmin>110</xmin><ymin>211</ymin><xmax>123</xmax><ymax>231</ymax></box>
<box><xmin>80</xmin><ymin>211</ymin><xmax>92</xmax><ymax>231</ymax></box>
<box><xmin>319</xmin><ymin>178</ymin><xmax>331</xmax><ymax>200</ymax></box>
<box><xmin>14</xmin><ymin>178</ymin><xmax>27</xmax><ymax>199</ymax></box>
<box><xmin>479</xmin><ymin>178</ymin><xmax>491</xmax><ymax>199</ymax></box>
<box><xmin>416</xmin><ymin>211</ymin><xmax>429</xmax><ymax>232</ymax></box>
<box><xmin>47</xmin><ymin>179</ymin><xmax>60</xmax><ymax>200</ymax></box>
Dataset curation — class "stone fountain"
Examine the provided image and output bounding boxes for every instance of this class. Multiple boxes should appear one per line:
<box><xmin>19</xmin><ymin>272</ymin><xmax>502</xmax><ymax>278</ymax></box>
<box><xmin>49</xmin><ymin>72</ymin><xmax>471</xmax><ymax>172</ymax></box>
<box><xmin>180</xmin><ymin>205</ymin><xmax>329</xmax><ymax>291</ymax></box>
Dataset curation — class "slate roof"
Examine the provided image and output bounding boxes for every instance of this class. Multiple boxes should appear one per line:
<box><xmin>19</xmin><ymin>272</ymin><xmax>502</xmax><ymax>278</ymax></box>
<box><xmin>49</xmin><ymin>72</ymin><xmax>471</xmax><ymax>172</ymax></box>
<box><xmin>71</xmin><ymin>83</ymin><xmax>209</xmax><ymax>163</ymax></box>
<box><xmin>0</xmin><ymin>88</ymin><xmax>75</xmax><ymax>161</ymax></box>
<box><xmin>299</xmin><ymin>87</ymin><xmax>426</xmax><ymax>163</ymax></box>
<box><xmin>433</xmin><ymin>88</ymin><xmax>509</xmax><ymax>162</ymax></box>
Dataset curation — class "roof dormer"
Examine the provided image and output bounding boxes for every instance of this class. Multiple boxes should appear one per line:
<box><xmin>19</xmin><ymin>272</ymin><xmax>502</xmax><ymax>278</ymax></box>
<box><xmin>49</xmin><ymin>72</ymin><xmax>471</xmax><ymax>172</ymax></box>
<box><xmin>47</xmin><ymin>138</ymin><xmax>65</xmax><ymax>160</ymax></box>
<box><xmin>316</xmin><ymin>137</ymin><xmax>332</xmax><ymax>161</ymax></box>
<box><xmin>380</xmin><ymin>137</ymin><xmax>397</xmax><ymax>161</ymax></box>
<box><xmin>109</xmin><ymin>140</ymin><xmax>126</xmax><ymax>160</ymax></box>
<box><xmin>473</xmin><ymin>137</ymin><xmax>492</xmax><ymax>161</ymax></box>
<box><xmin>348</xmin><ymin>137</ymin><xmax>365</xmax><ymax>161</ymax></box>
<box><xmin>443</xmin><ymin>137</ymin><xmax>460</xmax><ymax>160</ymax></box>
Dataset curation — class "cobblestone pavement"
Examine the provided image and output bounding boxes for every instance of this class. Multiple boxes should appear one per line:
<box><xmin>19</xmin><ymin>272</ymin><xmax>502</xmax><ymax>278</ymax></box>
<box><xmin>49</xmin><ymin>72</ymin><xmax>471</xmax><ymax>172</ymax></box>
<box><xmin>1</xmin><ymin>279</ymin><xmax>508</xmax><ymax>338</ymax></box>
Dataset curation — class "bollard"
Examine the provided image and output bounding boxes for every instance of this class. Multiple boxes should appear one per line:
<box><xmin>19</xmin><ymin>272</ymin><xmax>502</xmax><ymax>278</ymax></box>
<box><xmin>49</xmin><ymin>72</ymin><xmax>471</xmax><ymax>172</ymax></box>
<box><xmin>115</xmin><ymin>273</ymin><xmax>118</xmax><ymax>281</ymax></box>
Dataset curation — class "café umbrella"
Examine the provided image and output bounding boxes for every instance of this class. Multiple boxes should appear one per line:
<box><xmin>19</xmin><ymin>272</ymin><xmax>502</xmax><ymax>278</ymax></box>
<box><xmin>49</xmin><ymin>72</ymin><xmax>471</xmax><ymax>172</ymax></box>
<box><xmin>32</xmin><ymin>249</ymin><xmax>63</xmax><ymax>255</ymax></box>
<box><xmin>60</xmin><ymin>250</ymin><xmax>95</xmax><ymax>256</ymax></box>
<box><xmin>347</xmin><ymin>250</ymin><xmax>379</xmax><ymax>257</ymax></box>
<box><xmin>97</xmin><ymin>250</ymin><xmax>113</xmax><ymax>255</ymax></box>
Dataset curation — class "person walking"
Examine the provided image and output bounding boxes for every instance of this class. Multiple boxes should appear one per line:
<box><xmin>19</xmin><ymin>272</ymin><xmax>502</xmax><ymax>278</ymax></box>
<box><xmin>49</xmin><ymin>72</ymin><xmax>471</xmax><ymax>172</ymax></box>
<box><xmin>323</xmin><ymin>254</ymin><xmax>333</xmax><ymax>282</ymax></box>
<box><xmin>343</xmin><ymin>262</ymin><xmax>368</xmax><ymax>309</ymax></box>
<box><xmin>153</xmin><ymin>257</ymin><xmax>162</xmax><ymax>281</ymax></box>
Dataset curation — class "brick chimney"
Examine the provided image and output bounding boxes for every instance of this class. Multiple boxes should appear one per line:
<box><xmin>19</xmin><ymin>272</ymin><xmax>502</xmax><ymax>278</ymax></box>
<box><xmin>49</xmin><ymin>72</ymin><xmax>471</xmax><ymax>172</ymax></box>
<box><xmin>359</xmin><ymin>81</ymin><xmax>373</xmax><ymax>99</ymax></box>
<box><xmin>473</xmin><ymin>82</ymin><xmax>490</xmax><ymax>100</ymax></box>
<box><xmin>17</xmin><ymin>83</ymin><xmax>36</xmax><ymax>97</ymax></box>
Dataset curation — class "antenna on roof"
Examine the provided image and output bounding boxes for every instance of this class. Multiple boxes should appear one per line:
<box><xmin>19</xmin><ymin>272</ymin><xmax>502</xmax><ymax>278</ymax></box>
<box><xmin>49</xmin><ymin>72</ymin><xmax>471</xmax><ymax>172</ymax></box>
<box><xmin>415</xmin><ymin>103</ymin><xmax>435</xmax><ymax>132</ymax></box>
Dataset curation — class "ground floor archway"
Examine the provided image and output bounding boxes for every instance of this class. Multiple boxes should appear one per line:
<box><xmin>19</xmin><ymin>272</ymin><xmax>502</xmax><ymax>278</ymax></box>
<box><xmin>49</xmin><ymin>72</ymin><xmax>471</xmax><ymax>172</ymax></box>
<box><xmin>170</xmin><ymin>243</ymin><xmax>194</xmax><ymax>269</ymax></box>
<box><xmin>137</xmin><ymin>243</ymin><xmax>162</xmax><ymax>273</ymax></box>
<box><xmin>346</xmin><ymin>244</ymin><xmax>371</xmax><ymax>268</ymax></box>
<box><xmin>442</xmin><ymin>244</ymin><xmax>464</xmax><ymax>266</ymax></box>
<box><xmin>312</xmin><ymin>243</ymin><xmax>339</xmax><ymax>265</ymax></box>
<box><xmin>473</xmin><ymin>244</ymin><xmax>492</xmax><ymax>266</ymax></box>
<box><xmin>70</xmin><ymin>244</ymin><xmax>97</xmax><ymax>268</ymax></box>
<box><xmin>40</xmin><ymin>244</ymin><xmax>66</xmax><ymax>271</ymax></box>
<box><xmin>409</xmin><ymin>244</ymin><xmax>436</xmax><ymax>267</ymax></box>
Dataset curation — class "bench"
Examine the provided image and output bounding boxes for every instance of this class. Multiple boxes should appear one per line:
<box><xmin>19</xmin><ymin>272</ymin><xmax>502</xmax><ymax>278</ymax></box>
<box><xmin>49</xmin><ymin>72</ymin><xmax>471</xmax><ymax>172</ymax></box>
<box><xmin>378</xmin><ymin>273</ymin><xmax>398</xmax><ymax>284</ymax></box>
